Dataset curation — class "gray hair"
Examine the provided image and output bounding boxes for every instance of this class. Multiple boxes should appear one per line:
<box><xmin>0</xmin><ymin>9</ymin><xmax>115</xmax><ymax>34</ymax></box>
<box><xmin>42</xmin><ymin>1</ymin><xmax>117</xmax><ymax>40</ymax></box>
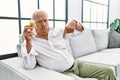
<box><xmin>32</xmin><ymin>10</ymin><xmax>48</xmax><ymax>20</ymax></box>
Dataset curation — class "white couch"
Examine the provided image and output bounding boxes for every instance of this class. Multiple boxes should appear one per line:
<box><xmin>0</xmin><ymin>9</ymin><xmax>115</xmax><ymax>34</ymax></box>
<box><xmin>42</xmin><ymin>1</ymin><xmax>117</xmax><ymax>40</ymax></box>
<box><xmin>0</xmin><ymin>29</ymin><xmax>120</xmax><ymax>80</ymax></box>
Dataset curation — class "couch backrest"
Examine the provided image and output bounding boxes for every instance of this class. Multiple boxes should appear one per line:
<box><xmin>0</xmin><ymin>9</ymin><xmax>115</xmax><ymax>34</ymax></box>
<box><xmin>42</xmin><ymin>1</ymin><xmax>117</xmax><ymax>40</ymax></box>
<box><xmin>68</xmin><ymin>29</ymin><xmax>110</xmax><ymax>58</ymax></box>
<box><xmin>91</xmin><ymin>29</ymin><xmax>109</xmax><ymax>51</ymax></box>
<box><xmin>69</xmin><ymin>29</ymin><xmax>97</xmax><ymax>58</ymax></box>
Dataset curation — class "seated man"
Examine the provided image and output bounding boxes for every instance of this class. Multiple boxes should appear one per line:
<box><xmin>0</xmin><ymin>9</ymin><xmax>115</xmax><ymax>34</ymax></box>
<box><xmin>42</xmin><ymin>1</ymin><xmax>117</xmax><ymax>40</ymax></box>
<box><xmin>21</xmin><ymin>9</ymin><xmax>116</xmax><ymax>80</ymax></box>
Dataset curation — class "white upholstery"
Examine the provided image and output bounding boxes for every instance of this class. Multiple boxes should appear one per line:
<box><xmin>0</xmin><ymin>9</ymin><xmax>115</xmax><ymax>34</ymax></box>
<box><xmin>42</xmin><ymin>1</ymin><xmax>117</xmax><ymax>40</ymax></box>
<box><xmin>92</xmin><ymin>29</ymin><xmax>109</xmax><ymax>51</ymax></box>
<box><xmin>0</xmin><ymin>57</ymin><xmax>97</xmax><ymax>80</ymax></box>
<box><xmin>101</xmin><ymin>48</ymin><xmax>120</xmax><ymax>53</ymax></box>
<box><xmin>108</xmin><ymin>29</ymin><xmax>120</xmax><ymax>48</ymax></box>
<box><xmin>69</xmin><ymin>29</ymin><xmax>97</xmax><ymax>58</ymax></box>
<box><xmin>77</xmin><ymin>52</ymin><xmax>120</xmax><ymax>67</ymax></box>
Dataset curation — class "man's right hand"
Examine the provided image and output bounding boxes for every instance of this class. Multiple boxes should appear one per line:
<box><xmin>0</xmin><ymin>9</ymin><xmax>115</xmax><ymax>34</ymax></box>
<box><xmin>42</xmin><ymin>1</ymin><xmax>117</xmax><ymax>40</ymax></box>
<box><xmin>23</xmin><ymin>25</ymin><xmax>34</xmax><ymax>41</ymax></box>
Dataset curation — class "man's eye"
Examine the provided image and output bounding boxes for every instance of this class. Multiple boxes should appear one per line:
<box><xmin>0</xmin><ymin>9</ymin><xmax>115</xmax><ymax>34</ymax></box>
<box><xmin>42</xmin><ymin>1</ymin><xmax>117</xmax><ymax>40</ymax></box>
<box><xmin>44</xmin><ymin>20</ymin><xmax>46</xmax><ymax>22</ymax></box>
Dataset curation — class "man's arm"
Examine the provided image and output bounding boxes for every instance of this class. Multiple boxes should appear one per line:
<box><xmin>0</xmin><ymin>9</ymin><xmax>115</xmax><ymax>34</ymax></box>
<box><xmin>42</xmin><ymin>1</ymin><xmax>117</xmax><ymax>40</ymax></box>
<box><xmin>63</xmin><ymin>20</ymin><xmax>84</xmax><ymax>37</ymax></box>
<box><xmin>21</xmin><ymin>25</ymin><xmax>37</xmax><ymax>69</ymax></box>
<box><xmin>74</xmin><ymin>20</ymin><xmax>84</xmax><ymax>32</ymax></box>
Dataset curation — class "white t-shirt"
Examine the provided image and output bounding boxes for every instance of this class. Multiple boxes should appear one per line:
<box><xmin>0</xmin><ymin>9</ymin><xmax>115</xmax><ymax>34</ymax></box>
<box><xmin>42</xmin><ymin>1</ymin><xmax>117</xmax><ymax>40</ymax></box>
<box><xmin>21</xmin><ymin>28</ymin><xmax>74</xmax><ymax>72</ymax></box>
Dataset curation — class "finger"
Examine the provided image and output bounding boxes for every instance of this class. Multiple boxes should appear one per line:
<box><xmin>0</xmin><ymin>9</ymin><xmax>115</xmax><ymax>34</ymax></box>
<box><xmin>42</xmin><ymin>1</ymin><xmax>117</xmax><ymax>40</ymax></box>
<box><xmin>24</xmin><ymin>32</ymin><xmax>34</xmax><ymax>38</ymax></box>
<box><xmin>67</xmin><ymin>27</ymin><xmax>74</xmax><ymax>33</ymax></box>
<box><xmin>24</xmin><ymin>27</ymin><xmax>33</xmax><ymax>32</ymax></box>
<box><xmin>23</xmin><ymin>29</ymin><xmax>34</xmax><ymax>35</ymax></box>
<box><xmin>28</xmin><ymin>32</ymin><xmax>34</xmax><ymax>36</ymax></box>
<box><xmin>24</xmin><ymin>25</ymin><xmax>30</xmax><ymax>28</ymax></box>
<box><xmin>24</xmin><ymin>25</ymin><xmax>29</xmax><ymax>32</ymax></box>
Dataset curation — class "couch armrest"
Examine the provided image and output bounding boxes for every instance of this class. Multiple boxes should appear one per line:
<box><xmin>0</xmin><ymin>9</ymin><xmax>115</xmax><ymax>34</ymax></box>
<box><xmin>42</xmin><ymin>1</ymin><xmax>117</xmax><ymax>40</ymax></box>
<box><xmin>17</xmin><ymin>44</ymin><xmax>22</xmax><ymax>57</ymax></box>
<box><xmin>16</xmin><ymin>34</ymin><xmax>25</xmax><ymax>57</ymax></box>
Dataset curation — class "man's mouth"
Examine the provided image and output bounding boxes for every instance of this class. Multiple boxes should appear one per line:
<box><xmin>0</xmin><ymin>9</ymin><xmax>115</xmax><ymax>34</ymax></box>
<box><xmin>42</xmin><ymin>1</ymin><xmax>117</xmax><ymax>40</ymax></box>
<box><xmin>40</xmin><ymin>29</ymin><xmax>47</xmax><ymax>32</ymax></box>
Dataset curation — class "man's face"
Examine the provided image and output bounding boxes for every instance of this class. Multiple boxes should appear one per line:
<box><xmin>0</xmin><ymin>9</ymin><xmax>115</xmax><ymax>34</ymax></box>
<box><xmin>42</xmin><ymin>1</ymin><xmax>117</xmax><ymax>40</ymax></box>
<box><xmin>34</xmin><ymin>14</ymin><xmax>49</xmax><ymax>36</ymax></box>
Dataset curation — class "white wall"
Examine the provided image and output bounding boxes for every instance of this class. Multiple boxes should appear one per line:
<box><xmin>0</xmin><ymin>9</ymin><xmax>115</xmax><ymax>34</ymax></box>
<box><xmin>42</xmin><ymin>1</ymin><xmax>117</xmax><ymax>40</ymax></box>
<box><xmin>118</xmin><ymin>0</ymin><xmax>120</xmax><ymax>18</ymax></box>
<box><xmin>109</xmin><ymin>0</ymin><xmax>120</xmax><ymax>25</ymax></box>
<box><xmin>68</xmin><ymin>0</ymin><xmax>82</xmax><ymax>22</ymax></box>
<box><xmin>68</xmin><ymin>0</ymin><xmax>120</xmax><ymax>26</ymax></box>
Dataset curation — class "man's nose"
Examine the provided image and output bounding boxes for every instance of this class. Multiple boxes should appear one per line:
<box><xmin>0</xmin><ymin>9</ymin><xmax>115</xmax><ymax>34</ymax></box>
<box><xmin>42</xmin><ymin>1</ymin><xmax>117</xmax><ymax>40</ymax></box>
<box><xmin>41</xmin><ymin>21</ymin><xmax>46</xmax><ymax>26</ymax></box>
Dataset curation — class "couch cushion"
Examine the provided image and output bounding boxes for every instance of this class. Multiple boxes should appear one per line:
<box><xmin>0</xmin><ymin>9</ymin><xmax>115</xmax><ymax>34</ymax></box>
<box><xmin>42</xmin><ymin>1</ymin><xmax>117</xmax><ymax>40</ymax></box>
<box><xmin>92</xmin><ymin>29</ymin><xmax>109</xmax><ymax>51</ymax></box>
<box><xmin>69</xmin><ymin>29</ymin><xmax>97</xmax><ymax>58</ymax></box>
<box><xmin>76</xmin><ymin>51</ymin><xmax>120</xmax><ymax>78</ymax></box>
<box><xmin>101</xmin><ymin>48</ymin><xmax>120</xmax><ymax>53</ymax></box>
<box><xmin>108</xmin><ymin>29</ymin><xmax>120</xmax><ymax>48</ymax></box>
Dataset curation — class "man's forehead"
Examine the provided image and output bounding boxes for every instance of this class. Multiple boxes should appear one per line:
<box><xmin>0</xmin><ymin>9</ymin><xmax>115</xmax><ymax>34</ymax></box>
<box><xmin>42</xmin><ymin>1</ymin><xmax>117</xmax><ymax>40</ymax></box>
<box><xmin>34</xmin><ymin>17</ymin><xmax>48</xmax><ymax>21</ymax></box>
<box><xmin>35</xmin><ymin>16</ymin><xmax>48</xmax><ymax>20</ymax></box>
